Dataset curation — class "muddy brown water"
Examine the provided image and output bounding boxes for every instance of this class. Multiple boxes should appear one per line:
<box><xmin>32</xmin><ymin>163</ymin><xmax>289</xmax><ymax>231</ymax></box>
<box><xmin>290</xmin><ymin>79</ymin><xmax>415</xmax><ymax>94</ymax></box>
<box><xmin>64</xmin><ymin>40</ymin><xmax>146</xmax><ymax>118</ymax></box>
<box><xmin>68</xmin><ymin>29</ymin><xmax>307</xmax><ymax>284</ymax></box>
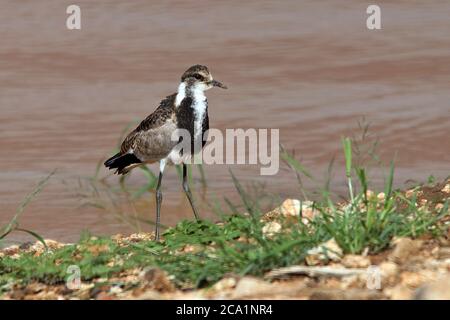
<box><xmin>1</xmin><ymin>1</ymin><xmax>449</xmax><ymax>243</ymax></box>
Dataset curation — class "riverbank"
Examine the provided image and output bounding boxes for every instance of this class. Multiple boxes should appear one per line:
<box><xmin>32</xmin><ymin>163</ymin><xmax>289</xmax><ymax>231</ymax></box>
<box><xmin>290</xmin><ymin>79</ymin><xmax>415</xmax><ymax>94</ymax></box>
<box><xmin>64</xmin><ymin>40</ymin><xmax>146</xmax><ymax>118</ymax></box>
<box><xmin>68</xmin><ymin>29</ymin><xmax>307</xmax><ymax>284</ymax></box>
<box><xmin>1</xmin><ymin>179</ymin><xmax>449</xmax><ymax>300</ymax></box>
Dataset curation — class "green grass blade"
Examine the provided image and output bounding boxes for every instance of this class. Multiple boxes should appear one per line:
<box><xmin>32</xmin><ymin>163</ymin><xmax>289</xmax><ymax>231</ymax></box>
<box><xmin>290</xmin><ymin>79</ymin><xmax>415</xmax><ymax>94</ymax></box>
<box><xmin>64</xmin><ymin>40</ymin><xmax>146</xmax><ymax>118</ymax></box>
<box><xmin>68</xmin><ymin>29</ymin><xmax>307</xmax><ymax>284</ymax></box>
<box><xmin>280</xmin><ymin>145</ymin><xmax>313</xmax><ymax>179</ymax></box>
<box><xmin>384</xmin><ymin>160</ymin><xmax>395</xmax><ymax>201</ymax></box>
<box><xmin>342</xmin><ymin>137</ymin><xmax>352</xmax><ymax>178</ymax></box>
<box><xmin>1</xmin><ymin>170</ymin><xmax>56</xmax><ymax>239</ymax></box>
<box><xmin>15</xmin><ymin>228</ymin><xmax>48</xmax><ymax>250</ymax></box>
<box><xmin>342</xmin><ymin>137</ymin><xmax>354</xmax><ymax>203</ymax></box>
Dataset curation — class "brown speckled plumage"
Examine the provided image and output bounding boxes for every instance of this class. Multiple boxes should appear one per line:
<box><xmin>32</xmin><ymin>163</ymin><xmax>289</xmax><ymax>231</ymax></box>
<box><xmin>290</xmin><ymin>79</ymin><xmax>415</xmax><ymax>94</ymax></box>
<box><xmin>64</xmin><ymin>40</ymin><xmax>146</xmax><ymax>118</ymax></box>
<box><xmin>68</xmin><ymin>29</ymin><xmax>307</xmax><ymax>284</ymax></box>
<box><xmin>120</xmin><ymin>94</ymin><xmax>177</xmax><ymax>157</ymax></box>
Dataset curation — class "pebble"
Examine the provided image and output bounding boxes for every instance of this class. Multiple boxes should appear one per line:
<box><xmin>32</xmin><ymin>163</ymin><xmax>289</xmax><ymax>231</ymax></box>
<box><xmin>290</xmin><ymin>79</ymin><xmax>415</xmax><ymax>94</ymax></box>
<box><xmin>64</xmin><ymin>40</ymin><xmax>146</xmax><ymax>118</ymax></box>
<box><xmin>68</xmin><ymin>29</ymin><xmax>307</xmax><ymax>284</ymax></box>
<box><xmin>279</xmin><ymin>199</ymin><xmax>301</xmax><ymax>216</ymax></box>
<box><xmin>342</xmin><ymin>255</ymin><xmax>371</xmax><ymax>268</ymax></box>
<box><xmin>211</xmin><ymin>277</ymin><xmax>237</xmax><ymax>292</ymax></box>
<box><xmin>389</xmin><ymin>238</ymin><xmax>423</xmax><ymax>264</ymax></box>
<box><xmin>262</xmin><ymin>221</ymin><xmax>282</xmax><ymax>236</ymax></box>
<box><xmin>441</xmin><ymin>184</ymin><xmax>450</xmax><ymax>194</ymax></box>
<box><xmin>306</xmin><ymin>238</ymin><xmax>343</xmax><ymax>265</ymax></box>
<box><xmin>379</xmin><ymin>261</ymin><xmax>399</xmax><ymax>278</ymax></box>
<box><xmin>366</xmin><ymin>190</ymin><xmax>375</xmax><ymax>199</ymax></box>
<box><xmin>2</xmin><ymin>245</ymin><xmax>20</xmax><ymax>256</ymax></box>
<box><xmin>109</xmin><ymin>286</ymin><xmax>123</xmax><ymax>295</ymax></box>
<box><xmin>262</xmin><ymin>199</ymin><xmax>319</xmax><ymax>223</ymax></box>
<box><xmin>405</xmin><ymin>189</ymin><xmax>416</xmax><ymax>199</ymax></box>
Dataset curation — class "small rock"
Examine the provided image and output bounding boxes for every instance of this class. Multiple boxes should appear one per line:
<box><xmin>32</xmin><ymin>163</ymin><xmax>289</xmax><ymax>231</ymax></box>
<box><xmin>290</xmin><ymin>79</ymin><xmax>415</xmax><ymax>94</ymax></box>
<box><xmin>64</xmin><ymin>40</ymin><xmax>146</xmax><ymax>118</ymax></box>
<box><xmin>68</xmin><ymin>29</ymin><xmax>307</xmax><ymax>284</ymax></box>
<box><xmin>111</xmin><ymin>234</ymin><xmax>125</xmax><ymax>242</ymax></box>
<box><xmin>389</xmin><ymin>238</ymin><xmax>423</xmax><ymax>264</ymax></box>
<box><xmin>262</xmin><ymin>221</ymin><xmax>282</xmax><ymax>236</ymax></box>
<box><xmin>260</xmin><ymin>199</ymin><xmax>294</xmax><ymax>221</ymax></box>
<box><xmin>87</xmin><ymin>244</ymin><xmax>110</xmax><ymax>256</ymax></box>
<box><xmin>2</xmin><ymin>245</ymin><xmax>20</xmax><ymax>256</ymax></box>
<box><xmin>109</xmin><ymin>285</ymin><xmax>123</xmax><ymax>295</ymax></box>
<box><xmin>306</xmin><ymin>238</ymin><xmax>343</xmax><ymax>265</ymax></box>
<box><xmin>377</xmin><ymin>192</ymin><xmax>385</xmax><ymax>201</ymax></box>
<box><xmin>379</xmin><ymin>261</ymin><xmax>399</xmax><ymax>281</ymax></box>
<box><xmin>211</xmin><ymin>277</ymin><xmax>237</xmax><ymax>292</ymax></box>
<box><xmin>107</xmin><ymin>256</ymin><xmax>124</xmax><ymax>268</ymax></box>
<box><xmin>279</xmin><ymin>199</ymin><xmax>301</xmax><ymax>216</ymax></box>
<box><xmin>366</xmin><ymin>190</ymin><xmax>375</xmax><ymax>199</ymax></box>
<box><xmin>430</xmin><ymin>246</ymin><xmax>439</xmax><ymax>258</ymax></box>
<box><xmin>262</xmin><ymin>199</ymin><xmax>307</xmax><ymax>220</ymax></box>
<box><xmin>441</xmin><ymin>184</ymin><xmax>450</xmax><ymax>194</ymax></box>
<box><xmin>182</xmin><ymin>244</ymin><xmax>201</xmax><ymax>253</ymax></box>
<box><xmin>127</xmin><ymin>233</ymin><xmax>153</xmax><ymax>242</ymax></box>
<box><xmin>342</xmin><ymin>255</ymin><xmax>371</xmax><ymax>268</ymax></box>
<box><xmin>405</xmin><ymin>189</ymin><xmax>416</xmax><ymax>199</ymax></box>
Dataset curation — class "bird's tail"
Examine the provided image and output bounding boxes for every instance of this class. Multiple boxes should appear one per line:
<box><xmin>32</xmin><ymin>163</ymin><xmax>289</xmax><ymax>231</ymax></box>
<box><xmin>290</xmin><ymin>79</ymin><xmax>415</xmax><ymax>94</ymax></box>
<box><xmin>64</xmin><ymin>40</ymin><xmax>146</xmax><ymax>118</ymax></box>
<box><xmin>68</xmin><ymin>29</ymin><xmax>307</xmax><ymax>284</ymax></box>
<box><xmin>104</xmin><ymin>152</ymin><xmax>142</xmax><ymax>175</ymax></box>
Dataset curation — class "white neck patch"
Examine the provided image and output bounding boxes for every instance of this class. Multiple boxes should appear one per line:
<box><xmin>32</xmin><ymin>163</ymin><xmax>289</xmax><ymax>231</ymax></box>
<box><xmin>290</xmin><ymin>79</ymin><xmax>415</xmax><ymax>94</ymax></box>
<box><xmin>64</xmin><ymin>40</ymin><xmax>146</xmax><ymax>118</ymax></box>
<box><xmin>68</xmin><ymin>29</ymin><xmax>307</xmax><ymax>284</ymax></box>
<box><xmin>191</xmin><ymin>83</ymin><xmax>207</xmax><ymax>138</ymax></box>
<box><xmin>175</xmin><ymin>82</ymin><xmax>186</xmax><ymax>107</ymax></box>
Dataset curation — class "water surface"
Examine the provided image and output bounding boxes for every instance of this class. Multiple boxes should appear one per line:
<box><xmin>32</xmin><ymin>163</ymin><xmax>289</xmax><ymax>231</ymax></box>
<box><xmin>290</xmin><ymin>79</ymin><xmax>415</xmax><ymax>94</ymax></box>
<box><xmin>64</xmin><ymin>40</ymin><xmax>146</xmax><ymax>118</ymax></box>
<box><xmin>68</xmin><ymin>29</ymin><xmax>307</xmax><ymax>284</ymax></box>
<box><xmin>1</xmin><ymin>1</ymin><xmax>449</xmax><ymax>242</ymax></box>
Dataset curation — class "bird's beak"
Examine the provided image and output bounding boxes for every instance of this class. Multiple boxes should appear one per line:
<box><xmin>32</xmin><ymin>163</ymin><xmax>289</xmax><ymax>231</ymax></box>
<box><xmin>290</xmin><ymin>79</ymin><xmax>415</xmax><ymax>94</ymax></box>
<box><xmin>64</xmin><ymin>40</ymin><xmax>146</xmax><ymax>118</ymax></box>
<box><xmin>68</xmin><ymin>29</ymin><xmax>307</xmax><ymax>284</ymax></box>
<box><xmin>211</xmin><ymin>80</ymin><xmax>228</xmax><ymax>89</ymax></box>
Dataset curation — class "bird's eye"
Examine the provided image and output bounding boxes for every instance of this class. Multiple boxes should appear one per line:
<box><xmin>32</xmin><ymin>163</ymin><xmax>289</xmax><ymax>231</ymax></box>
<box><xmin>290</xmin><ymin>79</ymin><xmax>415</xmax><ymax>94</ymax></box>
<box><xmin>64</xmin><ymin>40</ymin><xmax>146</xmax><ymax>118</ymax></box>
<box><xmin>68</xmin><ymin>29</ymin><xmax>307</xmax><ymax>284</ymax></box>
<box><xmin>193</xmin><ymin>74</ymin><xmax>204</xmax><ymax>81</ymax></box>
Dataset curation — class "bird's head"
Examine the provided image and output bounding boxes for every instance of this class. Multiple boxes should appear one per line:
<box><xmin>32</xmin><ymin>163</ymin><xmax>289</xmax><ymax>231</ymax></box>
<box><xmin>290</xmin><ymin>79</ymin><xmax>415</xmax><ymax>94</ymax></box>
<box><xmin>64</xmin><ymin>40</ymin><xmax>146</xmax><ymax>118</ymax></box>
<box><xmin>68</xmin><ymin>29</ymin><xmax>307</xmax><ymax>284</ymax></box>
<box><xmin>181</xmin><ymin>65</ymin><xmax>227</xmax><ymax>91</ymax></box>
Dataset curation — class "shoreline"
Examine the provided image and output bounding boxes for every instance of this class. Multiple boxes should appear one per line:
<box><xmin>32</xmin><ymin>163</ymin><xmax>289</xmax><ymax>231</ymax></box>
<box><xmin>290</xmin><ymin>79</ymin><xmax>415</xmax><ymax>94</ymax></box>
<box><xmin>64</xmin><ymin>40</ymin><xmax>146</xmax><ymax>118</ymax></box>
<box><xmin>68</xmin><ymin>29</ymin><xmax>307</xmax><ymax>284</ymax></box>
<box><xmin>1</xmin><ymin>179</ymin><xmax>449</xmax><ymax>300</ymax></box>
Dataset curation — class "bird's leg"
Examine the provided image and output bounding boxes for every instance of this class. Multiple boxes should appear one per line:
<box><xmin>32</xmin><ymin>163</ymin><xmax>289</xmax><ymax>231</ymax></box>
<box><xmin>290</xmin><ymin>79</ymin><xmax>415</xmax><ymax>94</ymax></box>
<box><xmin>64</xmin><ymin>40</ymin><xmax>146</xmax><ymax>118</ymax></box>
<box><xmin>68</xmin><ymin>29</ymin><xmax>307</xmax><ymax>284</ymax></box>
<box><xmin>155</xmin><ymin>160</ymin><xmax>165</xmax><ymax>241</ymax></box>
<box><xmin>182</xmin><ymin>163</ymin><xmax>200</xmax><ymax>220</ymax></box>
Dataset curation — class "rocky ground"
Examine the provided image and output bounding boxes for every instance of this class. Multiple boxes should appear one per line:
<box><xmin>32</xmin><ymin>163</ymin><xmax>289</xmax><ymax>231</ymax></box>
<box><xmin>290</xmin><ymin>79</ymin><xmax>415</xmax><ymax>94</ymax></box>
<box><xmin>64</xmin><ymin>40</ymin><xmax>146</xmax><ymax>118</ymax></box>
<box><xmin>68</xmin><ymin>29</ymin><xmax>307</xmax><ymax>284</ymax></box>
<box><xmin>1</xmin><ymin>181</ymin><xmax>449</xmax><ymax>300</ymax></box>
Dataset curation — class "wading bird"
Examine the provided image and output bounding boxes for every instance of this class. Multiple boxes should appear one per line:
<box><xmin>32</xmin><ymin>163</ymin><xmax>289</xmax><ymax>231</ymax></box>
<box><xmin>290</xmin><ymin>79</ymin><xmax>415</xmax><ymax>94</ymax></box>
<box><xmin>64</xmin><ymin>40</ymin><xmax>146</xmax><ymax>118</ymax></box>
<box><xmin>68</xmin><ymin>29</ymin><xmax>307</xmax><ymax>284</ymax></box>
<box><xmin>104</xmin><ymin>65</ymin><xmax>227</xmax><ymax>240</ymax></box>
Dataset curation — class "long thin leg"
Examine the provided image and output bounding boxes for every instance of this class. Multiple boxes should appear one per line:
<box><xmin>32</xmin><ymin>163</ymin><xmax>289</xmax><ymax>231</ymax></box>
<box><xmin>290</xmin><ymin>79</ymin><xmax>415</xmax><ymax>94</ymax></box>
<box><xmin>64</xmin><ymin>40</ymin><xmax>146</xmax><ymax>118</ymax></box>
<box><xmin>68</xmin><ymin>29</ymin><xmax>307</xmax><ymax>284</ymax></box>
<box><xmin>155</xmin><ymin>160</ymin><xmax>166</xmax><ymax>241</ymax></box>
<box><xmin>182</xmin><ymin>163</ymin><xmax>200</xmax><ymax>220</ymax></box>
